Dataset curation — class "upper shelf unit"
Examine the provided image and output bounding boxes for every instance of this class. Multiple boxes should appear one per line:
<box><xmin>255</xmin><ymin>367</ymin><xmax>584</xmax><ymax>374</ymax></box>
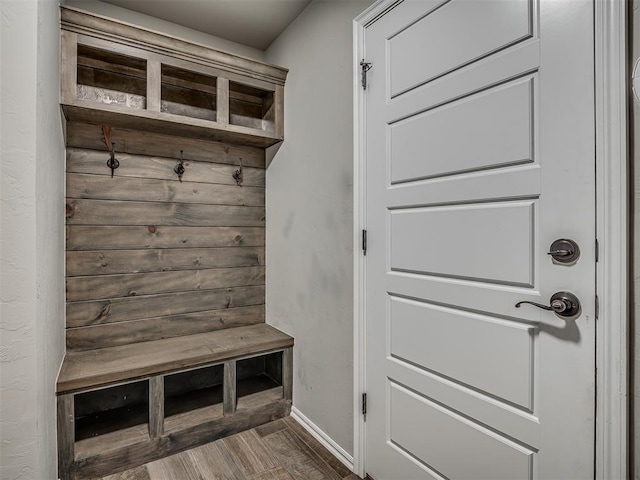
<box><xmin>60</xmin><ymin>6</ymin><xmax>287</xmax><ymax>148</ymax></box>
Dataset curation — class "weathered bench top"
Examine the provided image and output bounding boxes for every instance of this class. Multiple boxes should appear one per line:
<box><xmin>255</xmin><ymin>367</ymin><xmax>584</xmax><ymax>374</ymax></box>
<box><xmin>57</xmin><ymin>324</ymin><xmax>293</xmax><ymax>394</ymax></box>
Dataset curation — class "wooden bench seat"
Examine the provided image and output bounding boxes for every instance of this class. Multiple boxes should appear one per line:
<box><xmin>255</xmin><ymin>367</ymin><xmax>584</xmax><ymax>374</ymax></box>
<box><xmin>56</xmin><ymin>324</ymin><xmax>294</xmax><ymax>480</ymax></box>
<box><xmin>57</xmin><ymin>323</ymin><xmax>293</xmax><ymax>394</ymax></box>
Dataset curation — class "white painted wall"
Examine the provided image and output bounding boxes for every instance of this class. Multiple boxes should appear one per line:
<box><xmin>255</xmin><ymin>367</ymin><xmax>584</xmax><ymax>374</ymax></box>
<box><xmin>64</xmin><ymin>0</ymin><xmax>267</xmax><ymax>61</ymax></box>
<box><xmin>0</xmin><ymin>0</ymin><xmax>66</xmax><ymax>478</ymax></box>
<box><xmin>265</xmin><ymin>0</ymin><xmax>372</xmax><ymax>456</ymax></box>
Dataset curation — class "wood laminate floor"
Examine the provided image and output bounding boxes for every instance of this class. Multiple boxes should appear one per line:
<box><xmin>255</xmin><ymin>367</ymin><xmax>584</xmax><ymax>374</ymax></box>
<box><xmin>102</xmin><ymin>416</ymin><xmax>362</xmax><ymax>480</ymax></box>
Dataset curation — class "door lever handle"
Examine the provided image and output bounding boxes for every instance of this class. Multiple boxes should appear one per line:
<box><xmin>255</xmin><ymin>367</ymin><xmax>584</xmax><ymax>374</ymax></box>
<box><xmin>515</xmin><ymin>291</ymin><xmax>581</xmax><ymax>318</ymax></box>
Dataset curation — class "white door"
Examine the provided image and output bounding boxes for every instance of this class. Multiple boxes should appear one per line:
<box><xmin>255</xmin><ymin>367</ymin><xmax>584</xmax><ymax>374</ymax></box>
<box><xmin>362</xmin><ymin>0</ymin><xmax>596</xmax><ymax>478</ymax></box>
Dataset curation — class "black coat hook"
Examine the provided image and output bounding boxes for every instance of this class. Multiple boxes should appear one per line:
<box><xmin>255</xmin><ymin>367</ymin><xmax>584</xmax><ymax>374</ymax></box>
<box><xmin>175</xmin><ymin>150</ymin><xmax>185</xmax><ymax>182</ymax></box>
<box><xmin>233</xmin><ymin>160</ymin><xmax>243</xmax><ymax>186</ymax></box>
<box><xmin>106</xmin><ymin>141</ymin><xmax>119</xmax><ymax>178</ymax></box>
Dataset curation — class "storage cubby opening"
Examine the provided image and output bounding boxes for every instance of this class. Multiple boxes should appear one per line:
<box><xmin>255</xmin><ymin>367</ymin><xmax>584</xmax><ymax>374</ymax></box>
<box><xmin>74</xmin><ymin>380</ymin><xmax>149</xmax><ymax>441</ymax></box>
<box><xmin>161</xmin><ymin>65</ymin><xmax>217</xmax><ymax>121</ymax></box>
<box><xmin>76</xmin><ymin>45</ymin><xmax>147</xmax><ymax>109</ymax></box>
<box><xmin>164</xmin><ymin>364</ymin><xmax>224</xmax><ymax>418</ymax></box>
<box><xmin>229</xmin><ymin>81</ymin><xmax>274</xmax><ymax>131</ymax></box>
<box><xmin>237</xmin><ymin>352</ymin><xmax>283</xmax><ymax>398</ymax></box>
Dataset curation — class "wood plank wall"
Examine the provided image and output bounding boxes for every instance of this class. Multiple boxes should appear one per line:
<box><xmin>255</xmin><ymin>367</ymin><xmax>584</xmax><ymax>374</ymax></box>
<box><xmin>65</xmin><ymin>124</ymin><xmax>266</xmax><ymax>351</ymax></box>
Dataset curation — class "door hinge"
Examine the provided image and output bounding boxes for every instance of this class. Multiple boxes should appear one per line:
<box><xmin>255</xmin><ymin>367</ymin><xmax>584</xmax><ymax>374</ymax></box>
<box><xmin>360</xmin><ymin>60</ymin><xmax>373</xmax><ymax>90</ymax></box>
<box><xmin>362</xmin><ymin>393</ymin><xmax>367</xmax><ymax>421</ymax></box>
<box><xmin>595</xmin><ymin>294</ymin><xmax>599</xmax><ymax>320</ymax></box>
<box><xmin>595</xmin><ymin>238</ymin><xmax>599</xmax><ymax>262</ymax></box>
<box><xmin>362</xmin><ymin>229</ymin><xmax>367</xmax><ymax>256</ymax></box>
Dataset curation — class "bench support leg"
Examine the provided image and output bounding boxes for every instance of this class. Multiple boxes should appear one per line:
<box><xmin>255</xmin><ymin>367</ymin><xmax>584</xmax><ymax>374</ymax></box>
<box><xmin>57</xmin><ymin>394</ymin><xmax>75</xmax><ymax>480</ymax></box>
<box><xmin>283</xmin><ymin>347</ymin><xmax>293</xmax><ymax>402</ymax></box>
<box><xmin>224</xmin><ymin>360</ymin><xmax>237</xmax><ymax>416</ymax></box>
<box><xmin>149</xmin><ymin>376</ymin><xmax>164</xmax><ymax>438</ymax></box>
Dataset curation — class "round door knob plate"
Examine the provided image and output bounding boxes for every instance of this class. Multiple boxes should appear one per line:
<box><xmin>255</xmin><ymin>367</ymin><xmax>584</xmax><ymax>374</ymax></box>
<box><xmin>548</xmin><ymin>239</ymin><xmax>580</xmax><ymax>264</ymax></box>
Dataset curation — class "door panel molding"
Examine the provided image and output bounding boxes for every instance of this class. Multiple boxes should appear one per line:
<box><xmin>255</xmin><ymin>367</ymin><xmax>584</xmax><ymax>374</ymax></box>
<box><xmin>354</xmin><ymin>0</ymin><xmax>628</xmax><ymax>478</ymax></box>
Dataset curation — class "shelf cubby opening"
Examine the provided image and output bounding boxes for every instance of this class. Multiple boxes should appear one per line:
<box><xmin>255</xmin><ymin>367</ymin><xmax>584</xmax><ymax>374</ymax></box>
<box><xmin>74</xmin><ymin>380</ymin><xmax>149</xmax><ymax>442</ymax></box>
<box><xmin>237</xmin><ymin>352</ymin><xmax>283</xmax><ymax>399</ymax></box>
<box><xmin>229</xmin><ymin>81</ymin><xmax>275</xmax><ymax>132</ymax></box>
<box><xmin>76</xmin><ymin>44</ymin><xmax>147</xmax><ymax>109</ymax></box>
<box><xmin>161</xmin><ymin>65</ymin><xmax>217</xmax><ymax>121</ymax></box>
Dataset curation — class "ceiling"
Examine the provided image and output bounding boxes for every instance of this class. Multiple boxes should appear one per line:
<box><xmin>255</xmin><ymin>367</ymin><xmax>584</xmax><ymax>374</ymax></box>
<box><xmin>100</xmin><ymin>0</ymin><xmax>312</xmax><ymax>50</ymax></box>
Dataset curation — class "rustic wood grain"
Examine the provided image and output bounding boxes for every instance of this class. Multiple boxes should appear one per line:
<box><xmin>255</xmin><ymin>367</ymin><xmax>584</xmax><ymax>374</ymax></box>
<box><xmin>63</xmin><ymin>101</ymin><xmax>281</xmax><ymax>148</ymax></box>
<box><xmin>260</xmin><ymin>428</ymin><xmax>342</xmax><ymax>480</ymax></box>
<box><xmin>282</xmin><ymin>417</ymin><xmax>351</xmax><ymax>478</ymax></box>
<box><xmin>66</xmin><ymin>266</ymin><xmax>265</xmax><ymax>302</ymax></box>
<box><xmin>224</xmin><ymin>361</ymin><xmax>237</xmax><ymax>416</ymax></box>
<box><xmin>93</xmin><ymin>418</ymin><xmax>358</xmax><ymax>480</ymax></box>
<box><xmin>149</xmin><ymin>377</ymin><xmax>164</xmax><ymax>438</ymax></box>
<box><xmin>62</xmin><ymin>7</ymin><xmax>287</xmax><ymax>84</ymax></box>
<box><xmin>66</xmin><ymin>199</ymin><xmax>265</xmax><ymax>227</ymax></box>
<box><xmin>57</xmin><ymin>324</ymin><xmax>294</xmax><ymax>394</ymax></box>
<box><xmin>217</xmin><ymin>78</ymin><xmax>230</xmax><ymax>125</ymax></box>
<box><xmin>282</xmin><ymin>348</ymin><xmax>293</xmax><ymax>403</ymax></box>
<box><xmin>146</xmin><ymin>60</ymin><xmax>161</xmax><ymax>112</ymax></box>
<box><xmin>66</xmin><ymin>305</ymin><xmax>265</xmax><ymax>351</ymax></box>
<box><xmin>65</xmin><ymin>123</ymin><xmax>265</xmax><ymax>168</ymax></box>
<box><xmin>249</xmin><ymin>467</ymin><xmax>296</xmax><ymax>480</ymax></box>
<box><xmin>61</xmin><ymin>30</ymin><xmax>78</xmax><ymax>104</ymax></box>
<box><xmin>222</xmin><ymin>430</ymin><xmax>278</xmax><ymax>477</ymax></box>
<box><xmin>102</xmin><ymin>465</ymin><xmax>151</xmax><ymax>480</ymax></box>
<box><xmin>72</xmin><ymin>399</ymin><xmax>290</xmax><ymax>480</ymax></box>
<box><xmin>66</xmin><ymin>148</ymin><xmax>266</xmax><ymax>186</ymax></box>
<box><xmin>66</xmin><ymin>285</ymin><xmax>265</xmax><ymax>328</ymax></box>
<box><xmin>146</xmin><ymin>451</ymin><xmax>204</xmax><ymax>480</ymax></box>
<box><xmin>274</xmin><ymin>86</ymin><xmax>284</xmax><ymax>140</ymax></box>
<box><xmin>186</xmin><ymin>441</ymin><xmax>245</xmax><ymax>480</ymax></box>
<box><xmin>57</xmin><ymin>394</ymin><xmax>75</xmax><ymax>480</ymax></box>
<box><xmin>66</xmin><ymin>225</ymin><xmax>264</xmax><ymax>251</ymax></box>
<box><xmin>66</xmin><ymin>173</ymin><xmax>264</xmax><ymax>206</ymax></box>
<box><xmin>66</xmin><ymin>247</ymin><xmax>263</xmax><ymax>277</ymax></box>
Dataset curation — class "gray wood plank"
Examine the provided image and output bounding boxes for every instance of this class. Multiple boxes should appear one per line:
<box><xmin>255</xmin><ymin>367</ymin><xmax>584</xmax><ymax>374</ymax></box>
<box><xmin>149</xmin><ymin>377</ymin><xmax>164</xmax><ymax>438</ymax></box>
<box><xmin>146</xmin><ymin>60</ymin><xmax>162</xmax><ymax>112</ymax></box>
<box><xmin>65</xmin><ymin>123</ymin><xmax>266</xmax><ymax>169</ymax></box>
<box><xmin>260</xmin><ymin>429</ymin><xmax>341</xmax><ymax>480</ymax></box>
<box><xmin>66</xmin><ymin>305</ymin><xmax>265</xmax><ymax>351</ymax></box>
<box><xmin>186</xmin><ymin>441</ymin><xmax>246</xmax><ymax>480</ymax></box>
<box><xmin>222</xmin><ymin>430</ymin><xmax>279</xmax><ymax>477</ymax></box>
<box><xmin>102</xmin><ymin>465</ymin><xmax>151</xmax><ymax>480</ymax></box>
<box><xmin>217</xmin><ymin>78</ymin><xmax>230</xmax><ymax>125</ymax></box>
<box><xmin>71</xmin><ymin>399</ymin><xmax>290</xmax><ymax>479</ymax></box>
<box><xmin>57</xmin><ymin>324</ymin><xmax>293</xmax><ymax>393</ymax></box>
<box><xmin>66</xmin><ymin>267</ymin><xmax>265</xmax><ymax>302</ymax></box>
<box><xmin>66</xmin><ymin>285</ymin><xmax>265</xmax><ymax>328</ymax></box>
<box><xmin>282</xmin><ymin>348</ymin><xmax>293</xmax><ymax>402</ymax></box>
<box><xmin>66</xmin><ymin>199</ymin><xmax>265</xmax><ymax>227</ymax></box>
<box><xmin>66</xmin><ymin>225</ymin><xmax>264</xmax><ymax>251</ymax></box>
<box><xmin>248</xmin><ymin>467</ymin><xmax>296</xmax><ymax>480</ymax></box>
<box><xmin>67</xmin><ymin>173</ymin><xmax>265</xmax><ymax>206</ymax></box>
<box><xmin>282</xmin><ymin>417</ymin><xmax>352</xmax><ymax>478</ymax></box>
<box><xmin>61</xmin><ymin>30</ymin><xmax>78</xmax><ymax>104</ymax></box>
<box><xmin>224</xmin><ymin>361</ymin><xmax>237</xmax><ymax>416</ymax></box>
<box><xmin>146</xmin><ymin>451</ymin><xmax>204</xmax><ymax>480</ymax></box>
<box><xmin>57</xmin><ymin>394</ymin><xmax>75</xmax><ymax>480</ymax></box>
<box><xmin>66</xmin><ymin>247</ymin><xmax>263</xmax><ymax>276</ymax></box>
<box><xmin>66</xmin><ymin>148</ymin><xmax>266</xmax><ymax>186</ymax></box>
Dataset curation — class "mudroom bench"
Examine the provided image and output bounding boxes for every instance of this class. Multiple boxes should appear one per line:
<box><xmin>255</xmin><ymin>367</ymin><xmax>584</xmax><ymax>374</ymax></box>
<box><xmin>56</xmin><ymin>325</ymin><xmax>293</xmax><ymax>480</ymax></box>
<box><xmin>57</xmin><ymin>7</ymin><xmax>292</xmax><ymax>480</ymax></box>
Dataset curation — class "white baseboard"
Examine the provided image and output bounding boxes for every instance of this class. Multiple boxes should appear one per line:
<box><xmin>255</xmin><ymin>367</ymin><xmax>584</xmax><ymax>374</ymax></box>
<box><xmin>290</xmin><ymin>406</ymin><xmax>354</xmax><ymax>472</ymax></box>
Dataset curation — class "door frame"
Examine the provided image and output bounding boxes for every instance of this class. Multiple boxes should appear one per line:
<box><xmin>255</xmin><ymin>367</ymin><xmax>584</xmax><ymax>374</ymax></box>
<box><xmin>352</xmin><ymin>1</ymin><xmax>629</xmax><ymax>478</ymax></box>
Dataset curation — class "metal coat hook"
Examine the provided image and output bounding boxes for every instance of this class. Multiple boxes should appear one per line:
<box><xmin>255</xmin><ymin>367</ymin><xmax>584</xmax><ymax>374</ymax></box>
<box><xmin>106</xmin><ymin>141</ymin><xmax>119</xmax><ymax>178</ymax></box>
<box><xmin>233</xmin><ymin>160</ymin><xmax>243</xmax><ymax>186</ymax></box>
<box><xmin>174</xmin><ymin>150</ymin><xmax>185</xmax><ymax>182</ymax></box>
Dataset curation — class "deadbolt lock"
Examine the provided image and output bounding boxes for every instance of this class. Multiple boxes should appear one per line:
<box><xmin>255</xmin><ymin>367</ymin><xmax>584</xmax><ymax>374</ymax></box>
<box><xmin>547</xmin><ymin>238</ymin><xmax>580</xmax><ymax>264</ymax></box>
